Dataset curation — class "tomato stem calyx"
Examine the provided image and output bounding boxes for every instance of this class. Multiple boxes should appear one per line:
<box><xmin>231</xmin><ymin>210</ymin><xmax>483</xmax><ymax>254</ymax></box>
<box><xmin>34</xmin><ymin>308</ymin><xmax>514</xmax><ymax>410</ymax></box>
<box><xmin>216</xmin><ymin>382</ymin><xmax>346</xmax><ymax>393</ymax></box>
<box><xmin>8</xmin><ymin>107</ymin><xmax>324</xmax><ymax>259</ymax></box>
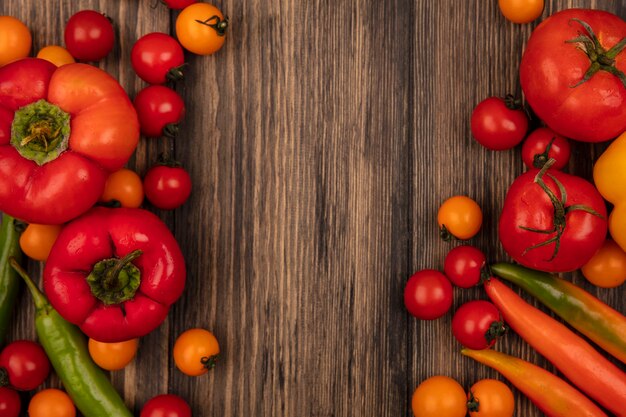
<box><xmin>86</xmin><ymin>250</ymin><xmax>143</xmax><ymax>305</ymax></box>
<box><xmin>466</xmin><ymin>390</ymin><xmax>479</xmax><ymax>412</ymax></box>
<box><xmin>166</xmin><ymin>63</ymin><xmax>187</xmax><ymax>83</ymax></box>
<box><xmin>485</xmin><ymin>320</ymin><xmax>508</xmax><ymax>344</ymax></box>
<box><xmin>163</xmin><ymin>122</ymin><xmax>180</xmax><ymax>139</ymax></box>
<box><xmin>532</xmin><ymin>136</ymin><xmax>556</xmax><ymax>169</ymax></box>
<box><xmin>0</xmin><ymin>368</ymin><xmax>8</xmax><ymax>387</ymax></box>
<box><xmin>503</xmin><ymin>94</ymin><xmax>523</xmax><ymax>110</ymax></box>
<box><xmin>200</xmin><ymin>354</ymin><xmax>219</xmax><ymax>370</ymax></box>
<box><xmin>195</xmin><ymin>15</ymin><xmax>229</xmax><ymax>36</ymax></box>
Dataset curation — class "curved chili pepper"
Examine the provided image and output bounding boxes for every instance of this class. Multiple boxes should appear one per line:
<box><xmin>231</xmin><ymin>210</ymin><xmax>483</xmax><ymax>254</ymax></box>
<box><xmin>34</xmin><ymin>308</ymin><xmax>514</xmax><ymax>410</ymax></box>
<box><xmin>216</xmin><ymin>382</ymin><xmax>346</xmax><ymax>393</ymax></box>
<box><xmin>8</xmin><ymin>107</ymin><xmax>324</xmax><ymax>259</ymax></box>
<box><xmin>43</xmin><ymin>207</ymin><xmax>186</xmax><ymax>342</ymax></box>
<box><xmin>0</xmin><ymin>214</ymin><xmax>22</xmax><ymax>346</ymax></box>
<box><xmin>10</xmin><ymin>259</ymin><xmax>132</xmax><ymax>417</ymax></box>
<box><xmin>484</xmin><ymin>277</ymin><xmax>626</xmax><ymax>416</ymax></box>
<box><xmin>462</xmin><ymin>348</ymin><xmax>607</xmax><ymax>417</ymax></box>
<box><xmin>491</xmin><ymin>262</ymin><xmax>626</xmax><ymax>365</ymax></box>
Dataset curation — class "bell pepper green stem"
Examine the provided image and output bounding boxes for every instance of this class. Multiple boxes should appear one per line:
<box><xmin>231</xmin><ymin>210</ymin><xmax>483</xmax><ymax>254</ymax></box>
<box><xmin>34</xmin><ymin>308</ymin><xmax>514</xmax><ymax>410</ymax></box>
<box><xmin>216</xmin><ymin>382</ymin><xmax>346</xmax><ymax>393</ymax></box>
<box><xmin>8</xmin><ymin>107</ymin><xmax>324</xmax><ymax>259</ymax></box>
<box><xmin>0</xmin><ymin>215</ymin><xmax>22</xmax><ymax>346</ymax></box>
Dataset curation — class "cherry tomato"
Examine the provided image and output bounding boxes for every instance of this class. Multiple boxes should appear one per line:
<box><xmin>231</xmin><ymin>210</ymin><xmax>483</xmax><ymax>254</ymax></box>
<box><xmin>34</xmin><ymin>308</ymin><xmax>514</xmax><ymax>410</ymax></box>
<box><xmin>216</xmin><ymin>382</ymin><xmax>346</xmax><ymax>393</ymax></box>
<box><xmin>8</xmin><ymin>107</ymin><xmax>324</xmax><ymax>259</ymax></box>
<box><xmin>19</xmin><ymin>224</ymin><xmax>63</xmax><ymax>262</ymax></box>
<box><xmin>140</xmin><ymin>394</ymin><xmax>191</xmax><ymax>417</ymax></box>
<box><xmin>0</xmin><ymin>387</ymin><xmax>20</xmax><ymax>417</ymax></box>
<box><xmin>411</xmin><ymin>375</ymin><xmax>467</xmax><ymax>417</ymax></box>
<box><xmin>100</xmin><ymin>168</ymin><xmax>144</xmax><ymax>208</ymax></box>
<box><xmin>143</xmin><ymin>163</ymin><xmax>192</xmax><ymax>210</ymax></box>
<box><xmin>443</xmin><ymin>245</ymin><xmax>486</xmax><ymax>288</ymax></box>
<box><xmin>88</xmin><ymin>338</ymin><xmax>139</xmax><ymax>371</ymax></box>
<box><xmin>134</xmin><ymin>86</ymin><xmax>186</xmax><ymax>138</ymax></box>
<box><xmin>451</xmin><ymin>301</ymin><xmax>505</xmax><ymax>350</ymax></box>
<box><xmin>64</xmin><ymin>10</ymin><xmax>114</xmax><ymax>61</ymax></box>
<box><xmin>581</xmin><ymin>239</ymin><xmax>626</xmax><ymax>288</ymax></box>
<box><xmin>173</xmin><ymin>328</ymin><xmax>220</xmax><ymax>376</ymax></box>
<box><xmin>176</xmin><ymin>3</ymin><xmax>228</xmax><ymax>55</ymax></box>
<box><xmin>163</xmin><ymin>0</ymin><xmax>197</xmax><ymax>9</ymax></box>
<box><xmin>498</xmin><ymin>0</ymin><xmax>544</xmax><ymax>24</ymax></box>
<box><xmin>404</xmin><ymin>270</ymin><xmax>453</xmax><ymax>320</ymax></box>
<box><xmin>467</xmin><ymin>379</ymin><xmax>515</xmax><ymax>417</ymax></box>
<box><xmin>28</xmin><ymin>389</ymin><xmax>75</xmax><ymax>417</ymax></box>
<box><xmin>437</xmin><ymin>196</ymin><xmax>483</xmax><ymax>241</ymax></box>
<box><xmin>471</xmin><ymin>96</ymin><xmax>529</xmax><ymax>151</ymax></box>
<box><xmin>0</xmin><ymin>16</ymin><xmax>31</xmax><ymax>67</ymax></box>
<box><xmin>36</xmin><ymin>45</ymin><xmax>75</xmax><ymax>67</ymax></box>
<box><xmin>0</xmin><ymin>340</ymin><xmax>50</xmax><ymax>391</ymax></box>
<box><xmin>131</xmin><ymin>33</ymin><xmax>185</xmax><ymax>85</ymax></box>
<box><xmin>521</xmin><ymin>127</ymin><xmax>571</xmax><ymax>170</ymax></box>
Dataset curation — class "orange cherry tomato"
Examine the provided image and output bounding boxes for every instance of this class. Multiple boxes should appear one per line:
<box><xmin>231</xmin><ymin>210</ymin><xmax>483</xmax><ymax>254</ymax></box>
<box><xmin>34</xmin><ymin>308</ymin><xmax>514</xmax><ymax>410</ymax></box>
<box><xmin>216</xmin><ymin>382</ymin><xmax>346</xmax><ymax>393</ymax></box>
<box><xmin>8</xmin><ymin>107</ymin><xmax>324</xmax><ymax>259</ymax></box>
<box><xmin>36</xmin><ymin>45</ymin><xmax>75</xmax><ymax>67</ymax></box>
<box><xmin>173</xmin><ymin>328</ymin><xmax>220</xmax><ymax>376</ymax></box>
<box><xmin>88</xmin><ymin>338</ymin><xmax>139</xmax><ymax>371</ymax></box>
<box><xmin>437</xmin><ymin>196</ymin><xmax>483</xmax><ymax>240</ymax></box>
<box><xmin>19</xmin><ymin>223</ymin><xmax>62</xmax><ymax>261</ymax></box>
<box><xmin>0</xmin><ymin>16</ymin><xmax>31</xmax><ymax>67</ymax></box>
<box><xmin>412</xmin><ymin>375</ymin><xmax>467</xmax><ymax>417</ymax></box>
<box><xmin>28</xmin><ymin>389</ymin><xmax>76</xmax><ymax>417</ymax></box>
<box><xmin>498</xmin><ymin>0</ymin><xmax>544</xmax><ymax>24</ymax></box>
<box><xmin>467</xmin><ymin>379</ymin><xmax>515</xmax><ymax>417</ymax></box>
<box><xmin>175</xmin><ymin>3</ymin><xmax>228</xmax><ymax>55</ymax></box>
<box><xmin>581</xmin><ymin>239</ymin><xmax>626</xmax><ymax>288</ymax></box>
<box><xmin>100</xmin><ymin>168</ymin><xmax>144</xmax><ymax>208</ymax></box>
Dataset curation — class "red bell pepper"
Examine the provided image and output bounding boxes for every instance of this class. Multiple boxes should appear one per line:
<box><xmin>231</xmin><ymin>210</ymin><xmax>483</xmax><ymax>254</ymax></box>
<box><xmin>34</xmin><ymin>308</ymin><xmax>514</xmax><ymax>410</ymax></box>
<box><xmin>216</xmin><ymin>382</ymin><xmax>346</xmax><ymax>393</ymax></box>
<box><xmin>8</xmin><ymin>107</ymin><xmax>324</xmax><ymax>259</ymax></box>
<box><xmin>43</xmin><ymin>207</ymin><xmax>186</xmax><ymax>342</ymax></box>
<box><xmin>0</xmin><ymin>58</ymin><xmax>139</xmax><ymax>224</ymax></box>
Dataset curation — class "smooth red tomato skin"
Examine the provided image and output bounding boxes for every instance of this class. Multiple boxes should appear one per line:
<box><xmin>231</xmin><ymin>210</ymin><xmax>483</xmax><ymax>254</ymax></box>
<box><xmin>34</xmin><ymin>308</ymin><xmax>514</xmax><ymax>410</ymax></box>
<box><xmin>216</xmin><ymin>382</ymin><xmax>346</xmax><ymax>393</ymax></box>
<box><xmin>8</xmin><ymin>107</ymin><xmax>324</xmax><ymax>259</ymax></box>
<box><xmin>404</xmin><ymin>270</ymin><xmax>453</xmax><ymax>320</ymax></box>
<box><xmin>499</xmin><ymin>169</ymin><xmax>607</xmax><ymax>272</ymax></box>
<box><xmin>0</xmin><ymin>387</ymin><xmax>20</xmax><ymax>417</ymax></box>
<box><xmin>0</xmin><ymin>340</ymin><xmax>50</xmax><ymax>391</ymax></box>
<box><xmin>140</xmin><ymin>394</ymin><xmax>192</xmax><ymax>417</ymax></box>
<box><xmin>134</xmin><ymin>86</ymin><xmax>186</xmax><ymax>138</ymax></box>
<box><xmin>131</xmin><ymin>33</ymin><xmax>185</xmax><ymax>85</ymax></box>
<box><xmin>520</xmin><ymin>9</ymin><xmax>626</xmax><ymax>142</ymax></box>
<box><xmin>163</xmin><ymin>0</ymin><xmax>197</xmax><ymax>9</ymax></box>
<box><xmin>451</xmin><ymin>301</ymin><xmax>502</xmax><ymax>350</ymax></box>
<box><xmin>143</xmin><ymin>165</ymin><xmax>192</xmax><ymax>210</ymax></box>
<box><xmin>521</xmin><ymin>127</ymin><xmax>571</xmax><ymax>170</ymax></box>
<box><xmin>470</xmin><ymin>97</ymin><xmax>528</xmax><ymax>151</ymax></box>
<box><xmin>64</xmin><ymin>10</ymin><xmax>115</xmax><ymax>62</ymax></box>
<box><xmin>443</xmin><ymin>245</ymin><xmax>486</xmax><ymax>288</ymax></box>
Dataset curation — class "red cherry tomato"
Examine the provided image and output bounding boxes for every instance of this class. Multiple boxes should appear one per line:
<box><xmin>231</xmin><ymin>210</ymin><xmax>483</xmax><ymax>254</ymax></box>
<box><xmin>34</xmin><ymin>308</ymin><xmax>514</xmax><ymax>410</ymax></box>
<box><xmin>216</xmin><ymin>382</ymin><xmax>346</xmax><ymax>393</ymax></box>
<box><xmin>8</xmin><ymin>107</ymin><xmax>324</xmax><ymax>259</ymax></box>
<box><xmin>443</xmin><ymin>245</ymin><xmax>486</xmax><ymax>288</ymax></box>
<box><xmin>0</xmin><ymin>340</ymin><xmax>50</xmax><ymax>391</ymax></box>
<box><xmin>404</xmin><ymin>270</ymin><xmax>453</xmax><ymax>320</ymax></box>
<box><xmin>64</xmin><ymin>10</ymin><xmax>114</xmax><ymax>62</ymax></box>
<box><xmin>521</xmin><ymin>127</ymin><xmax>571</xmax><ymax>170</ymax></box>
<box><xmin>471</xmin><ymin>96</ymin><xmax>529</xmax><ymax>151</ymax></box>
<box><xmin>0</xmin><ymin>387</ymin><xmax>20</xmax><ymax>417</ymax></box>
<box><xmin>140</xmin><ymin>394</ymin><xmax>192</xmax><ymax>417</ymax></box>
<box><xmin>143</xmin><ymin>163</ymin><xmax>192</xmax><ymax>210</ymax></box>
<box><xmin>162</xmin><ymin>0</ymin><xmax>197</xmax><ymax>10</ymax></box>
<box><xmin>451</xmin><ymin>300</ymin><xmax>506</xmax><ymax>350</ymax></box>
<box><xmin>134</xmin><ymin>86</ymin><xmax>186</xmax><ymax>138</ymax></box>
<box><xmin>131</xmin><ymin>33</ymin><xmax>185</xmax><ymax>85</ymax></box>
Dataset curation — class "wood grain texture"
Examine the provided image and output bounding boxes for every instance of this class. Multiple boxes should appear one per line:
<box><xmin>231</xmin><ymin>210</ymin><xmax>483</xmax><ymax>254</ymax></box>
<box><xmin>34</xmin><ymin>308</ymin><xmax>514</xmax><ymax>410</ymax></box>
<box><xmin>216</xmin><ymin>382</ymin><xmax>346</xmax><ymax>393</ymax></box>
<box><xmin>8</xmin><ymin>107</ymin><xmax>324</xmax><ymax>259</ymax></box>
<box><xmin>1</xmin><ymin>0</ymin><xmax>624</xmax><ymax>416</ymax></box>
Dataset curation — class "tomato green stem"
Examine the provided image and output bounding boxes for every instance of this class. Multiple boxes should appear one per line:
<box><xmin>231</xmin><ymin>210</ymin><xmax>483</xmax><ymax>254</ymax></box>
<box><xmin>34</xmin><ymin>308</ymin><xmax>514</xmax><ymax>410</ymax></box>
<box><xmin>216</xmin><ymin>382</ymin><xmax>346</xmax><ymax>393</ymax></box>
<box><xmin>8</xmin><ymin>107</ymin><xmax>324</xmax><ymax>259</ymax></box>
<box><xmin>201</xmin><ymin>354</ymin><xmax>219</xmax><ymax>370</ymax></box>
<box><xmin>195</xmin><ymin>15</ymin><xmax>229</xmax><ymax>36</ymax></box>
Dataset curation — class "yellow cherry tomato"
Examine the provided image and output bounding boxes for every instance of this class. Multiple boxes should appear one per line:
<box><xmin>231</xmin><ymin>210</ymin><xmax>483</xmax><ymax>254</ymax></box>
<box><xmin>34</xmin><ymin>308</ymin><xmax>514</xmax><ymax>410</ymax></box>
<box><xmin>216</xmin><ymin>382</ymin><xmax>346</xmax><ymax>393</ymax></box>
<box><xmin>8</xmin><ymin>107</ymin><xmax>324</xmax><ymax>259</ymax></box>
<box><xmin>28</xmin><ymin>389</ymin><xmax>76</xmax><ymax>417</ymax></box>
<box><xmin>37</xmin><ymin>45</ymin><xmax>75</xmax><ymax>67</ymax></box>
<box><xmin>437</xmin><ymin>196</ymin><xmax>483</xmax><ymax>240</ymax></box>
<box><xmin>0</xmin><ymin>16</ymin><xmax>31</xmax><ymax>67</ymax></box>
<box><xmin>468</xmin><ymin>379</ymin><xmax>515</xmax><ymax>417</ymax></box>
<box><xmin>581</xmin><ymin>239</ymin><xmax>626</xmax><ymax>288</ymax></box>
<box><xmin>88</xmin><ymin>338</ymin><xmax>139</xmax><ymax>371</ymax></box>
<box><xmin>19</xmin><ymin>223</ymin><xmax>62</xmax><ymax>261</ymax></box>
<box><xmin>173</xmin><ymin>328</ymin><xmax>220</xmax><ymax>376</ymax></box>
<box><xmin>176</xmin><ymin>3</ymin><xmax>228</xmax><ymax>55</ymax></box>
<box><xmin>100</xmin><ymin>168</ymin><xmax>144</xmax><ymax>208</ymax></box>
<box><xmin>498</xmin><ymin>0</ymin><xmax>544</xmax><ymax>24</ymax></box>
<box><xmin>412</xmin><ymin>375</ymin><xmax>467</xmax><ymax>417</ymax></box>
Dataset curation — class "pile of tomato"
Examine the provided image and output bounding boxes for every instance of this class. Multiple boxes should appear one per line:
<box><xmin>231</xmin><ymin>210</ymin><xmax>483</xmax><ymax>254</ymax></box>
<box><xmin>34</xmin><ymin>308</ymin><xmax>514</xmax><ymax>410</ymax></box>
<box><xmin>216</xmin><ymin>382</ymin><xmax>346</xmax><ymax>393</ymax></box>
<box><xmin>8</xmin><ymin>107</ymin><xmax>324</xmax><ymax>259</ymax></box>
<box><xmin>0</xmin><ymin>1</ymin><xmax>228</xmax><ymax>416</ymax></box>
<box><xmin>406</xmin><ymin>4</ymin><xmax>626</xmax><ymax>417</ymax></box>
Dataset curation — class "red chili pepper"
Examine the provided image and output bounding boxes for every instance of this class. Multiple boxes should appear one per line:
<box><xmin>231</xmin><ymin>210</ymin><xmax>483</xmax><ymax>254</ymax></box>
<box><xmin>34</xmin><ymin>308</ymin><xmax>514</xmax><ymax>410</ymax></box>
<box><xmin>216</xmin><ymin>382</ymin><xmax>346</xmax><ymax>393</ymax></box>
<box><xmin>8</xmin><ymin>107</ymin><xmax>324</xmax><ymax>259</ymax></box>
<box><xmin>484</xmin><ymin>278</ymin><xmax>626</xmax><ymax>416</ymax></box>
<box><xmin>43</xmin><ymin>207</ymin><xmax>185</xmax><ymax>342</ymax></box>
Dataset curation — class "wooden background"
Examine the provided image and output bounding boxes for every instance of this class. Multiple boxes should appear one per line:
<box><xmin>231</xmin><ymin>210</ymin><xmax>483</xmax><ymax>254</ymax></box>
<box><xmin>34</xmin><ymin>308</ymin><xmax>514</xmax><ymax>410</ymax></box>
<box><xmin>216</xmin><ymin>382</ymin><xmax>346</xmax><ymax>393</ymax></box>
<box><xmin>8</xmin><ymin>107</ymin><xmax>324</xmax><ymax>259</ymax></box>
<box><xmin>2</xmin><ymin>0</ymin><xmax>625</xmax><ymax>416</ymax></box>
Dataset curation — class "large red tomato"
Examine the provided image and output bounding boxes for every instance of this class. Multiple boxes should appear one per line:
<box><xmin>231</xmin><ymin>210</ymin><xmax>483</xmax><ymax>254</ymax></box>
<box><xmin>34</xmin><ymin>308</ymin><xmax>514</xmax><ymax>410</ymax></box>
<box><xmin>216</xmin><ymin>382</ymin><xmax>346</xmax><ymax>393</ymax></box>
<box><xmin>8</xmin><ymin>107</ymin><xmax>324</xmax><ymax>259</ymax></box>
<box><xmin>520</xmin><ymin>9</ymin><xmax>626</xmax><ymax>142</ymax></box>
<box><xmin>499</xmin><ymin>163</ymin><xmax>607</xmax><ymax>272</ymax></box>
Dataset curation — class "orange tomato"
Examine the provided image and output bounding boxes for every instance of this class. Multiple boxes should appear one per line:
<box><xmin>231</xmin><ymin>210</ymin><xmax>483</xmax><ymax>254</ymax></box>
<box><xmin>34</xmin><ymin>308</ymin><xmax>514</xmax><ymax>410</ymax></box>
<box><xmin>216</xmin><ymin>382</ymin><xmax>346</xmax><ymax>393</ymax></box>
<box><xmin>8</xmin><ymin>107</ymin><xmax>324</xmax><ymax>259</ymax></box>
<box><xmin>581</xmin><ymin>239</ymin><xmax>626</xmax><ymax>288</ymax></box>
<box><xmin>100</xmin><ymin>168</ymin><xmax>144</xmax><ymax>208</ymax></box>
<box><xmin>28</xmin><ymin>389</ymin><xmax>76</xmax><ymax>417</ymax></box>
<box><xmin>498</xmin><ymin>0</ymin><xmax>544</xmax><ymax>24</ymax></box>
<box><xmin>173</xmin><ymin>328</ymin><xmax>220</xmax><ymax>376</ymax></box>
<box><xmin>37</xmin><ymin>45</ymin><xmax>75</xmax><ymax>67</ymax></box>
<box><xmin>0</xmin><ymin>16</ymin><xmax>31</xmax><ymax>67</ymax></box>
<box><xmin>437</xmin><ymin>196</ymin><xmax>483</xmax><ymax>240</ymax></box>
<box><xmin>412</xmin><ymin>375</ymin><xmax>467</xmax><ymax>417</ymax></box>
<box><xmin>19</xmin><ymin>223</ymin><xmax>62</xmax><ymax>261</ymax></box>
<box><xmin>88</xmin><ymin>338</ymin><xmax>139</xmax><ymax>371</ymax></box>
<box><xmin>175</xmin><ymin>3</ymin><xmax>228</xmax><ymax>55</ymax></box>
<box><xmin>468</xmin><ymin>379</ymin><xmax>515</xmax><ymax>417</ymax></box>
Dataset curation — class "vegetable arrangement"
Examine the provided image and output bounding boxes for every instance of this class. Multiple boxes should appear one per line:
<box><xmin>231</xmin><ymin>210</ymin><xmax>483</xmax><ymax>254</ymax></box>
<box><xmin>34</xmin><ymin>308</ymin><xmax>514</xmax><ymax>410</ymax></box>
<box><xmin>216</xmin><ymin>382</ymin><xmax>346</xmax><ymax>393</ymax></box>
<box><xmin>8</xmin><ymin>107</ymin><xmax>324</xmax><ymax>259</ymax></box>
<box><xmin>0</xmin><ymin>1</ymin><xmax>226</xmax><ymax>415</ymax></box>
<box><xmin>408</xmin><ymin>5</ymin><xmax>626</xmax><ymax>417</ymax></box>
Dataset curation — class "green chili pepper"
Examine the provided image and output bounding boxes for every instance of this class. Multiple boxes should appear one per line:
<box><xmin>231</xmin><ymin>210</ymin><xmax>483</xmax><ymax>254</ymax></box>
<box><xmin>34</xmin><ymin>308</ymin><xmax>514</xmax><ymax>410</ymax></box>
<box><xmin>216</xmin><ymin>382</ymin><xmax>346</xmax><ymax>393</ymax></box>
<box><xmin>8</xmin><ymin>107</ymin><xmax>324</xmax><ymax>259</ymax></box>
<box><xmin>0</xmin><ymin>214</ymin><xmax>22</xmax><ymax>346</ymax></box>
<box><xmin>10</xmin><ymin>259</ymin><xmax>133</xmax><ymax>417</ymax></box>
<box><xmin>491</xmin><ymin>262</ymin><xmax>626</xmax><ymax>365</ymax></box>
